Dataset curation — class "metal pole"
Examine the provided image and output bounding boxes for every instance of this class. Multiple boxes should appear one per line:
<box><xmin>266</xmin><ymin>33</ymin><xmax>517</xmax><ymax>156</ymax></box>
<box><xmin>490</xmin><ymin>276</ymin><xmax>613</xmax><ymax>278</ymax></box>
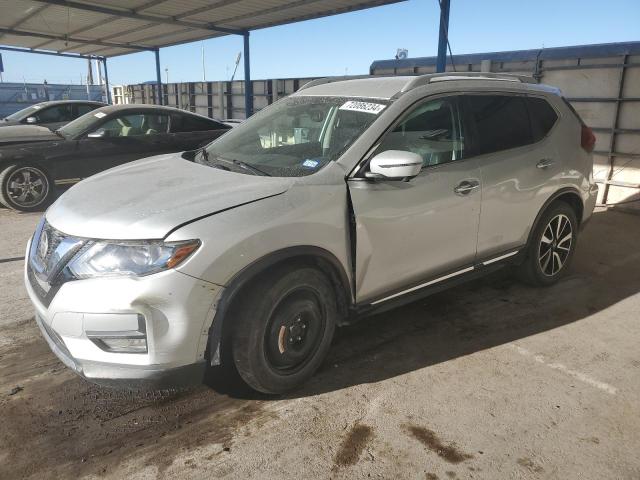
<box><xmin>201</xmin><ymin>43</ymin><xmax>206</xmax><ymax>82</ymax></box>
<box><xmin>436</xmin><ymin>0</ymin><xmax>451</xmax><ymax>73</ymax></box>
<box><xmin>102</xmin><ymin>57</ymin><xmax>111</xmax><ymax>104</ymax></box>
<box><xmin>154</xmin><ymin>48</ymin><xmax>163</xmax><ymax>105</ymax></box>
<box><xmin>243</xmin><ymin>31</ymin><xmax>253</xmax><ymax>118</ymax></box>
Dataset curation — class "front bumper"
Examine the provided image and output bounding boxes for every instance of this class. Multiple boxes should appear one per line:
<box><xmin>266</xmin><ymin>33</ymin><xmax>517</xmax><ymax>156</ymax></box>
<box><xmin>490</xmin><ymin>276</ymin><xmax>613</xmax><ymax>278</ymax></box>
<box><xmin>25</xmin><ymin>240</ymin><xmax>224</xmax><ymax>389</ymax></box>
<box><xmin>34</xmin><ymin>312</ymin><xmax>206</xmax><ymax>388</ymax></box>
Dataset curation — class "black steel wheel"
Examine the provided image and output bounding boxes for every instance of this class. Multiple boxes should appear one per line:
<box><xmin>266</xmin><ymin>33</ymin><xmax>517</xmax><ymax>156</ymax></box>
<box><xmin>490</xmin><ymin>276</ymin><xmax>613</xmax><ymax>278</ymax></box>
<box><xmin>231</xmin><ymin>266</ymin><xmax>337</xmax><ymax>394</ymax></box>
<box><xmin>0</xmin><ymin>164</ymin><xmax>53</xmax><ymax>212</ymax></box>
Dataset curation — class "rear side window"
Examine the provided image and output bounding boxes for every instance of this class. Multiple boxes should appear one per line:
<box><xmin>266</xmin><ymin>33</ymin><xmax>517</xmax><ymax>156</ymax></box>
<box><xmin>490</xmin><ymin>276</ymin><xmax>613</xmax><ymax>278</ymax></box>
<box><xmin>172</xmin><ymin>114</ymin><xmax>226</xmax><ymax>132</ymax></box>
<box><xmin>465</xmin><ymin>95</ymin><xmax>532</xmax><ymax>156</ymax></box>
<box><xmin>526</xmin><ymin>97</ymin><xmax>558</xmax><ymax>141</ymax></box>
<box><xmin>76</xmin><ymin>104</ymin><xmax>99</xmax><ymax>117</ymax></box>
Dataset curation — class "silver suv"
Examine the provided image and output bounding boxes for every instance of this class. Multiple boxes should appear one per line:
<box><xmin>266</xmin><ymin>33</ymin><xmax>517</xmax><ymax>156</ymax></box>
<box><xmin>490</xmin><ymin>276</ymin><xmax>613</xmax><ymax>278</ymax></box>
<box><xmin>25</xmin><ymin>73</ymin><xmax>598</xmax><ymax>393</ymax></box>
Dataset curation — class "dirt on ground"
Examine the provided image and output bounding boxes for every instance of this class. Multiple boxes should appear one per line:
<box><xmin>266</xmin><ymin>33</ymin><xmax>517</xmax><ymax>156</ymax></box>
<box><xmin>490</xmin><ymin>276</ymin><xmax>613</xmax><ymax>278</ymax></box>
<box><xmin>1</xmin><ymin>208</ymin><xmax>639</xmax><ymax>479</ymax></box>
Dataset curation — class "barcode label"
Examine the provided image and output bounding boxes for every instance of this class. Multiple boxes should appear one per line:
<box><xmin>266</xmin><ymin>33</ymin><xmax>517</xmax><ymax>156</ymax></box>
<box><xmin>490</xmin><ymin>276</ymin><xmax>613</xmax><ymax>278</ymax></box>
<box><xmin>339</xmin><ymin>101</ymin><xmax>386</xmax><ymax>115</ymax></box>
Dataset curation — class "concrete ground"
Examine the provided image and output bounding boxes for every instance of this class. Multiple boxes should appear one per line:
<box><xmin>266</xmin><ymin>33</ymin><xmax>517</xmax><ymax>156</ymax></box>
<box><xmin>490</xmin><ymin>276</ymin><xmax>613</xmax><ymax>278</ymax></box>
<box><xmin>1</xmin><ymin>207</ymin><xmax>639</xmax><ymax>480</ymax></box>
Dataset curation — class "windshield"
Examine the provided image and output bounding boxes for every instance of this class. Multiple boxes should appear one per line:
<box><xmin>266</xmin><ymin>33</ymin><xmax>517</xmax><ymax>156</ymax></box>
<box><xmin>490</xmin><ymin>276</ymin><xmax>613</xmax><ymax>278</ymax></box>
<box><xmin>199</xmin><ymin>96</ymin><xmax>389</xmax><ymax>177</ymax></box>
<box><xmin>58</xmin><ymin>109</ymin><xmax>104</xmax><ymax>138</ymax></box>
<box><xmin>5</xmin><ymin>104</ymin><xmax>44</xmax><ymax>121</ymax></box>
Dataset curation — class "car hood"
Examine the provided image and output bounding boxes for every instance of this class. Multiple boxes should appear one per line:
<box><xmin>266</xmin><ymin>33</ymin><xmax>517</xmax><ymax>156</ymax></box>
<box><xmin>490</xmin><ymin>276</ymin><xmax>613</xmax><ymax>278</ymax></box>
<box><xmin>46</xmin><ymin>153</ymin><xmax>294</xmax><ymax>240</ymax></box>
<box><xmin>0</xmin><ymin>125</ymin><xmax>58</xmax><ymax>144</ymax></box>
<box><xmin>0</xmin><ymin>118</ymin><xmax>21</xmax><ymax>127</ymax></box>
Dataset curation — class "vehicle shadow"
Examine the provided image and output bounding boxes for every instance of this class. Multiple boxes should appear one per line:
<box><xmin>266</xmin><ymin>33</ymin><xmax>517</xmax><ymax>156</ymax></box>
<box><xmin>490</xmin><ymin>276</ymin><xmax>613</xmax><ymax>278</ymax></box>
<box><xmin>205</xmin><ymin>209</ymin><xmax>640</xmax><ymax>399</ymax></box>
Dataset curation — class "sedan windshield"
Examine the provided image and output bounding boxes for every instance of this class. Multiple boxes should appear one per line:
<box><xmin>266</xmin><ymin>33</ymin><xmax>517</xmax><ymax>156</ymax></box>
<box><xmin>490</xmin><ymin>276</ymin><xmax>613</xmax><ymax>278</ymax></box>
<box><xmin>199</xmin><ymin>96</ymin><xmax>389</xmax><ymax>177</ymax></box>
<box><xmin>4</xmin><ymin>104</ymin><xmax>43</xmax><ymax>121</ymax></box>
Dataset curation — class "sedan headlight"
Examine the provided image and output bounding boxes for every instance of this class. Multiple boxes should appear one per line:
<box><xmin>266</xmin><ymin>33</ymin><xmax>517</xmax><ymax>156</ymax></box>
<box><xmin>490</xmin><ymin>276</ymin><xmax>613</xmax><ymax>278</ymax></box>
<box><xmin>68</xmin><ymin>239</ymin><xmax>200</xmax><ymax>278</ymax></box>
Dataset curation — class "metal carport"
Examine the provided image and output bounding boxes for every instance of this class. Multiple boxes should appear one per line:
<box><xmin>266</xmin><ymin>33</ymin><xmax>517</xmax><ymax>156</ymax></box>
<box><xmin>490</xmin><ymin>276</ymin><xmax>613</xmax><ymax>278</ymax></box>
<box><xmin>0</xmin><ymin>0</ymin><xmax>407</xmax><ymax>115</ymax></box>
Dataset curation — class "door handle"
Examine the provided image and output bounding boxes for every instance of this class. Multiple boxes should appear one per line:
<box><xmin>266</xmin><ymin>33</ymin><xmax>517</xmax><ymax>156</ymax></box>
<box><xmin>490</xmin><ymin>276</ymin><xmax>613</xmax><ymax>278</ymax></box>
<box><xmin>454</xmin><ymin>180</ymin><xmax>480</xmax><ymax>195</ymax></box>
<box><xmin>536</xmin><ymin>158</ymin><xmax>555</xmax><ymax>169</ymax></box>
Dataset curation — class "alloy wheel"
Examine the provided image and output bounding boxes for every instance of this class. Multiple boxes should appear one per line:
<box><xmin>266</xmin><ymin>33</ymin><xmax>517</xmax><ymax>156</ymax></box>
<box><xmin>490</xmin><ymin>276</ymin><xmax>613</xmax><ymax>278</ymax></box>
<box><xmin>6</xmin><ymin>167</ymin><xmax>49</xmax><ymax>208</ymax></box>
<box><xmin>538</xmin><ymin>213</ymin><xmax>573</xmax><ymax>277</ymax></box>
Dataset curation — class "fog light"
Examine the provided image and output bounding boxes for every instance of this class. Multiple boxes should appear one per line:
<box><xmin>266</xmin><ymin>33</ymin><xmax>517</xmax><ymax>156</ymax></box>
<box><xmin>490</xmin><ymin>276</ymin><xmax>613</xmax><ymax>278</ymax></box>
<box><xmin>97</xmin><ymin>337</ymin><xmax>148</xmax><ymax>353</ymax></box>
<box><xmin>86</xmin><ymin>314</ymin><xmax>148</xmax><ymax>354</ymax></box>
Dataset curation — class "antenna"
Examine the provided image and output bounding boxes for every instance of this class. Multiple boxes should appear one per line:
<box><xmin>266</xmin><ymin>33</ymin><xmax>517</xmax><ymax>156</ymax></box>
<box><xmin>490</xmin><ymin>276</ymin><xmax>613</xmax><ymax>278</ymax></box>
<box><xmin>230</xmin><ymin>52</ymin><xmax>242</xmax><ymax>81</ymax></box>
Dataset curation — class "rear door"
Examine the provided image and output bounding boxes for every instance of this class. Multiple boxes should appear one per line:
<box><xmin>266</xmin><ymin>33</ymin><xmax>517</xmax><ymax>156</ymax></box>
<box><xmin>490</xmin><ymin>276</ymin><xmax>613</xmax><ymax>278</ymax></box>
<box><xmin>465</xmin><ymin>94</ymin><xmax>560</xmax><ymax>260</ymax></box>
<box><xmin>348</xmin><ymin>95</ymin><xmax>482</xmax><ymax>303</ymax></box>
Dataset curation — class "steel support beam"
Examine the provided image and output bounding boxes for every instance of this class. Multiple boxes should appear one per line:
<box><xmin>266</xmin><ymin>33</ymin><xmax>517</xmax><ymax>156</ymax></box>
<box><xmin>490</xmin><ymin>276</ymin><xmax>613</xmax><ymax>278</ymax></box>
<box><xmin>102</xmin><ymin>57</ymin><xmax>111</xmax><ymax>104</ymax></box>
<box><xmin>155</xmin><ymin>48</ymin><xmax>163</xmax><ymax>105</ymax></box>
<box><xmin>602</xmin><ymin>54</ymin><xmax>629</xmax><ymax>204</ymax></box>
<box><xmin>436</xmin><ymin>0</ymin><xmax>451</xmax><ymax>73</ymax></box>
<box><xmin>0</xmin><ymin>45</ymin><xmax>96</xmax><ymax>60</ymax></box>
<box><xmin>243</xmin><ymin>32</ymin><xmax>253</xmax><ymax>118</ymax></box>
<box><xmin>32</xmin><ymin>0</ymin><xmax>246</xmax><ymax>36</ymax></box>
<box><xmin>0</xmin><ymin>27</ymin><xmax>152</xmax><ymax>52</ymax></box>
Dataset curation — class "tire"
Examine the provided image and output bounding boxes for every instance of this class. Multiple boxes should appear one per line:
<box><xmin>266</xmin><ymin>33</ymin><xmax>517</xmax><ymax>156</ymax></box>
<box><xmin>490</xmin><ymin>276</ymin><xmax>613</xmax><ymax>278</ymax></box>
<box><xmin>231</xmin><ymin>266</ymin><xmax>337</xmax><ymax>394</ymax></box>
<box><xmin>517</xmin><ymin>201</ymin><xmax>579</xmax><ymax>287</ymax></box>
<box><xmin>0</xmin><ymin>164</ymin><xmax>53</xmax><ymax>212</ymax></box>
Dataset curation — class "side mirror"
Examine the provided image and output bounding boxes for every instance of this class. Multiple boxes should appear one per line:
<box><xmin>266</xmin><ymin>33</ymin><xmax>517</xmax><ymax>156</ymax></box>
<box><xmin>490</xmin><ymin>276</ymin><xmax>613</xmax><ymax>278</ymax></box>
<box><xmin>367</xmin><ymin>150</ymin><xmax>422</xmax><ymax>180</ymax></box>
<box><xmin>87</xmin><ymin>129</ymin><xmax>107</xmax><ymax>138</ymax></box>
<box><xmin>25</xmin><ymin>116</ymin><xmax>37</xmax><ymax>124</ymax></box>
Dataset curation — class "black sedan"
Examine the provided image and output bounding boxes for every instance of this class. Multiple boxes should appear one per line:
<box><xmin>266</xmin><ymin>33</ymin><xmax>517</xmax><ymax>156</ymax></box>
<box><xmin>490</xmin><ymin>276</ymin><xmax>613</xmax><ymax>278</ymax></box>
<box><xmin>0</xmin><ymin>104</ymin><xmax>231</xmax><ymax>211</ymax></box>
<box><xmin>1</xmin><ymin>100</ymin><xmax>106</xmax><ymax>130</ymax></box>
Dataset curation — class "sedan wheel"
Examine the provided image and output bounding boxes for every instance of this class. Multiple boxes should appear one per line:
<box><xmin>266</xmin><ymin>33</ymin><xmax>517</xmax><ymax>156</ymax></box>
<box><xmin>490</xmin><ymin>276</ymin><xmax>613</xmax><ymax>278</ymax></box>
<box><xmin>0</xmin><ymin>165</ymin><xmax>52</xmax><ymax>211</ymax></box>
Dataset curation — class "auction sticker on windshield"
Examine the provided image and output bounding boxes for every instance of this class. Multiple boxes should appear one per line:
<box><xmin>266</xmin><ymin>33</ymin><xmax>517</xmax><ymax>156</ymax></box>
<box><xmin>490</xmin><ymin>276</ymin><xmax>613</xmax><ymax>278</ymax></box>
<box><xmin>339</xmin><ymin>101</ymin><xmax>386</xmax><ymax>115</ymax></box>
<box><xmin>94</xmin><ymin>112</ymin><xmax>106</xmax><ymax>118</ymax></box>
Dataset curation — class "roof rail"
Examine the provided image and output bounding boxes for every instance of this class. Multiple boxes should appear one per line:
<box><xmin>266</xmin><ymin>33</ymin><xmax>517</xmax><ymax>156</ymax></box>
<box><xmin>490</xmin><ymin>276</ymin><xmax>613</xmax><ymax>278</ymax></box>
<box><xmin>400</xmin><ymin>72</ymin><xmax>537</xmax><ymax>93</ymax></box>
<box><xmin>298</xmin><ymin>75</ymin><xmax>379</xmax><ymax>91</ymax></box>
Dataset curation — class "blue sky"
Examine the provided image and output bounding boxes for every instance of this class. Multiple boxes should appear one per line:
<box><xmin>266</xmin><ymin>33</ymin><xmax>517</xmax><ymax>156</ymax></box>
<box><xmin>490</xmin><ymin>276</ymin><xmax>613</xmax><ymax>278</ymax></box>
<box><xmin>2</xmin><ymin>0</ymin><xmax>639</xmax><ymax>86</ymax></box>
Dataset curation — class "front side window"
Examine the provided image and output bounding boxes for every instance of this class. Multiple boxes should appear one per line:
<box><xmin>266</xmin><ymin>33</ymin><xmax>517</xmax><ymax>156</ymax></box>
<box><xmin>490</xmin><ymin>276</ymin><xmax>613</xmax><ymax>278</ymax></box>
<box><xmin>200</xmin><ymin>96</ymin><xmax>388</xmax><ymax>177</ymax></box>
<box><xmin>374</xmin><ymin>96</ymin><xmax>464</xmax><ymax>168</ymax></box>
<box><xmin>466</xmin><ymin>95</ymin><xmax>532</xmax><ymax>156</ymax></box>
<box><xmin>95</xmin><ymin>113</ymin><xmax>169</xmax><ymax>137</ymax></box>
<box><xmin>37</xmin><ymin>105</ymin><xmax>74</xmax><ymax>122</ymax></box>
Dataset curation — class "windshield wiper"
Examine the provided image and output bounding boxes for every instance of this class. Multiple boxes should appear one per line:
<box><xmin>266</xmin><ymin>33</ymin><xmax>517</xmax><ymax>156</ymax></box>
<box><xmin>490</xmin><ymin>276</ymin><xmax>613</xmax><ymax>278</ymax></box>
<box><xmin>198</xmin><ymin>149</ymin><xmax>270</xmax><ymax>176</ymax></box>
<box><xmin>211</xmin><ymin>155</ymin><xmax>271</xmax><ymax>176</ymax></box>
<box><xmin>229</xmin><ymin>158</ymin><xmax>271</xmax><ymax>176</ymax></box>
<box><xmin>53</xmin><ymin>129</ymin><xmax>66</xmax><ymax>139</ymax></box>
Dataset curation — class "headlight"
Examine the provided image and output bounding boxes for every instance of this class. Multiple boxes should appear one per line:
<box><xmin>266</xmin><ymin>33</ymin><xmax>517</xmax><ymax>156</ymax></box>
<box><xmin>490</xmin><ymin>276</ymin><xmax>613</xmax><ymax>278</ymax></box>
<box><xmin>68</xmin><ymin>239</ymin><xmax>200</xmax><ymax>278</ymax></box>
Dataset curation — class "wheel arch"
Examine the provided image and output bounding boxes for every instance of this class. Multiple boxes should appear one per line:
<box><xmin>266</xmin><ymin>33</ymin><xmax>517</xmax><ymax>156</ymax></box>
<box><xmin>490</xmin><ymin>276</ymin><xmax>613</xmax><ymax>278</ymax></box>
<box><xmin>207</xmin><ymin>246</ymin><xmax>352</xmax><ymax>366</ymax></box>
<box><xmin>525</xmin><ymin>187</ymin><xmax>584</xmax><ymax>249</ymax></box>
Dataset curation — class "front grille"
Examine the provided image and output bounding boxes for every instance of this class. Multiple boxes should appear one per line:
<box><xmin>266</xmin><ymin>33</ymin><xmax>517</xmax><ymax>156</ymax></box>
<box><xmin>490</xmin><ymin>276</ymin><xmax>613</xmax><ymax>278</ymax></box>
<box><xmin>28</xmin><ymin>220</ymin><xmax>85</xmax><ymax>307</ymax></box>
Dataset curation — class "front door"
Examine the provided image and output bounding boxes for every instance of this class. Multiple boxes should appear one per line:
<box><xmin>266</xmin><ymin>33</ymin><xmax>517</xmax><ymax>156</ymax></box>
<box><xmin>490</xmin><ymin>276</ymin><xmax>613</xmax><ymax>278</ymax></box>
<box><xmin>348</xmin><ymin>95</ymin><xmax>481</xmax><ymax>303</ymax></box>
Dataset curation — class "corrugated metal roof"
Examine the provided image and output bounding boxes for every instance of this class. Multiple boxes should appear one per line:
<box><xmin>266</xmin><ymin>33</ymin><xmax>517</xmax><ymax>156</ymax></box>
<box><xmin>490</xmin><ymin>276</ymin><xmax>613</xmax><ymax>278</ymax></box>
<box><xmin>0</xmin><ymin>0</ymin><xmax>405</xmax><ymax>58</ymax></box>
<box><xmin>370</xmin><ymin>41</ymin><xmax>640</xmax><ymax>72</ymax></box>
